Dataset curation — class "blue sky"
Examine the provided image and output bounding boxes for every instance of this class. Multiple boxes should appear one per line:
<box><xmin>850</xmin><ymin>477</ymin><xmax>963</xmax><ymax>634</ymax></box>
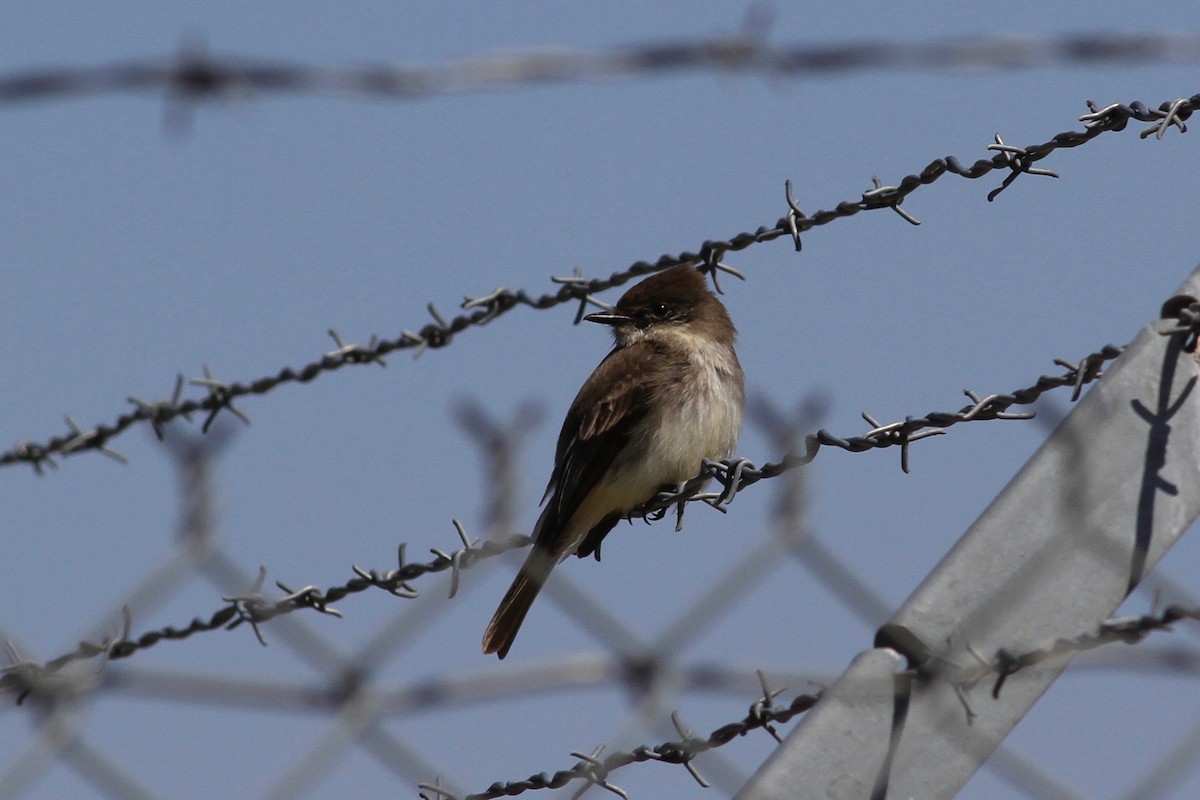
<box><xmin>3</xmin><ymin>4</ymin><xmax>1200</xmax><ymax>799</ymax></box>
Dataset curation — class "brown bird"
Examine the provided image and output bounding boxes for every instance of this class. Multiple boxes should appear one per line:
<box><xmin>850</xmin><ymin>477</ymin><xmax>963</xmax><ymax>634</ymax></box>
<box><xmin>482</xmin><ymin>264</ymin><xmax>745</xmax><ymax>658</ymax></box>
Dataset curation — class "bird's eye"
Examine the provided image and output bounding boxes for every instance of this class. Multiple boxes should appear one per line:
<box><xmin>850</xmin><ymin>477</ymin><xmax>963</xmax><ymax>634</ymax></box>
<box><xmin>651</xmin><ymin>303</ymin><xmax>669</xmax><ymax>317</ymax></box>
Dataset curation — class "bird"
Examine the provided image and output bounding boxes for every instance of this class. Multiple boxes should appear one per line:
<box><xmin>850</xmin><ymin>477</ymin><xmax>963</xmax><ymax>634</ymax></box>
<box><xmin>482</xmin><ymin>264</ymin><xmax>745</xmax><ymax>658</ymax></box>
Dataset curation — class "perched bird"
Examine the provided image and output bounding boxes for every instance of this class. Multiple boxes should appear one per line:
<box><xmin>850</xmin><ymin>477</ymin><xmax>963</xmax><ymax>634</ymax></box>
<box><xmin>482</xmin><ymin>264</ymin><xmax>745</xmax><ymax>658</ymax></box>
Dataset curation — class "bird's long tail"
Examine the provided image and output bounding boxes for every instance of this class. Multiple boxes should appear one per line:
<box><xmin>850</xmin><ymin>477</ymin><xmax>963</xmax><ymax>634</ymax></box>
<box><xmin>483</xmin><ymin>548</ymin><xmax>555</xmax><ymax>659</ymax></box>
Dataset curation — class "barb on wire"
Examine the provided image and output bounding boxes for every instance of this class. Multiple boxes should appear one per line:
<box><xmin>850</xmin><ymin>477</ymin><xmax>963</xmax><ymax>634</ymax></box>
<box><xmin>698</xmin><ymin>247</ymin><xmax>746</xmax><ymax>296</ymax></box>
<box><xmin>93</xmin><ymin>606</ymin><xmax>134</xmax><ymax>674</ymax></box>
<box><xmin>568</xmin><ymin>746</ymin><xmax>629</xmax><ymax>799</ymax></box>
<box><xmin>458</xmin><ymin>689</ymin><xmax>821</xmax><ymax>799</ymax></box>
<box><xmin>1</xmin><ymin>641</ymin><xmax>44</xmax><ymax>706</ymax></box>
<box><xmin>643</xmin><ymin>341</ymin><xmax>1124</xmax><ymax>513</ymax></box>
<box><xmin>127</xmin><ymin>374</ymin><xmax>191</xmax><ymax>440</ymax></box>
<box><xmin>190</xmin><ymin>363</ymin><xmax>252</xmax><ymax>433</ymax></box>
<box><xmin>783</xmin><ymin>179</ymin><xmax>808</xmax><ymax>252</ymax></box>
<box><xmin>747</xmin><ymin>669</ymin><xmax>789</xmax><ymax>744</ymax></box>
<box><xmin>985</xmin><ymin>133</ymin><xmax>1060</xmax><ymax>201</ymax></box>
<box><xmin>3</xmin><ymin>86</ymin><xmax>1190</xmax><ymax>470</ymax></box>
<box><xmin>3</xmin><ymin>32</ymin><xmax>1200</xmax><ymax>106</ymax></box>
<box><xmin>669</xmin><ymin>710</ymin><xmax>711</xmax><ymax>788</ymax></box>
<box><xmin>1138</xmin><ymin>97</ymin><xmax>1190</xmax><ymax>139</ymax></box>
<box><xmin>0</xmin><ymin>530</ymin><xmax>532</xmax><ymax>700</ymax></box>
<box><xmin>861</xmin><ymin>175</ymin><xmax>921</xmax><ymax>225</ymax></box>
<box><xmin>972</xmin><ymin>604</ymin><xmax>1200</xmax><ymax>700</ymax></box>
<box><xmin>0</xmin><ymin>618</ymin><xmax>131</xmax><ymax>707</ymax></box>
<box><xmin>351</xmin><ymin>543</ymin><xmax>420</xmax><ymax>599</ymax></box>
<box><xmin>222</xmin><ymin>566</ymin><xmax>276</xmax><ymax>646</ymax></box>
<box><xmin>418</xmin><ymin>776</ymin><xmax>458</xmax><ymax>800</ymax></box>
<box><xmin>428</xmin><ymin>519</ymin><xmax>480</xmax><ymax>599</ymax></box>
<box><xmin>61</xmin><ymin>415</ymin><xmax>128</xmax><ymax>464</ymax></box>
<box><xmin>326</xmin><ymin>328</ymin><xmax>387</xmax><ymax>367</ymax></box>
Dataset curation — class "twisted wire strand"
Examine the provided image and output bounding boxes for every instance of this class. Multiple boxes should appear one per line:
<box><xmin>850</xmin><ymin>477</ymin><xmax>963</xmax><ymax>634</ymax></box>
<box><xmin>642</xmin><ymin>343</ymin><xmax>1122</xmax><ymax>515</ymax></box>
<box><xmin>2</xmin><ymin>32</ymin><xmax>1200</xmax><ymax>105</ymax></box>
<box><xmin>0</xmin><ymin>533</ymin><xmax>531</xmax><ymax>701</ymax></box>
<box><xmin>2</xmin><ymin>86</ymin><xmax>1187</xmax><ymax>471</ymax></box>
<box><xmin>446</xmin><ymin>690</ymin><xmax>821</xmax><ymax>800</ymax></box>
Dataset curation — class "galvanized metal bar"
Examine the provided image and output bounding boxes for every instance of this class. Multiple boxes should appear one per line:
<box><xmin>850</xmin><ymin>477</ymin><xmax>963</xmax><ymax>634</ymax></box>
<box><xmin>738</xmin><ymin>264</ymin><xmax>1200</xmax><ymax>800</ymax></box>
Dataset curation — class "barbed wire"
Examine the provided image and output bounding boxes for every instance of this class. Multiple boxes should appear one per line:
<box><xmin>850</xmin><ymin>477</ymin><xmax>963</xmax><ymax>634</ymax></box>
<box><xmin>0</xmin><ymin>338</ymin><xmax>1126</xmax><ymax>704</ymax></box>
<box><xmin>421</xmin><ymin>602</ymin><xmax>1200</xmax><ymax>800</ymax></box>
<box><xmin>5</xmin><ymin>30</ymin><xmax>1199</xmax><ymax>800</ymax></box>
<box><xmin>420</xmin><ymin>672</ymin><xmax>820</xmax><ymax>800</ymax></box>
<box><xmin>641</xmin><ymin>343</ymin><xmax>1123</xmax><ymax>524</ymax></box>
<box><xmin>0</xmin><ymin>531</ymin><xmax>532</xmax><ymax>703</ymax></box>
<box><xmin>2</xmin><ymin>83</ymin><xmax>1185</xmax><ymax>472</ymax></box>
<box><xmin>3</xmin><ymin>31</ymin><xmax>1200</xmax><ymax>107</ymax></box>
<box><xmin>975</xmin><ymin>604</ymin><xmax>1200</xmax><ymax>700</ymax></box>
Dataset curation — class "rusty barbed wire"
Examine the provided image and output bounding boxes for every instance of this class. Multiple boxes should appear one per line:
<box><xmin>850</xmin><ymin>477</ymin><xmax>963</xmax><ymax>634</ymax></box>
<box><xmin>3</xmin><ymin>31</ymin><xmax>1200</xmax><ymax>107</ymax></box>
<box><xmin>1</xmin><ymin>81</ymin><xmax>1188</xmax><ymax>471</ymax></box>
<box><xmin>437</xmin><ymin>597</ymin><xmax>1200</xmax><ymax>799</ymax></box>
<box><xmin>0</xmin><ymin>339</ymin><xmax>1125</xmax><ymax>703</ymax></box>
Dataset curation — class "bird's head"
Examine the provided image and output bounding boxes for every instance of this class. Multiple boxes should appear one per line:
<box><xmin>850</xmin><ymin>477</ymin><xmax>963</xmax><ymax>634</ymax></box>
<box><xmin>583</xmin><ymin>265</ymin><xmax>735</xmax><ymax>348</ymax></box>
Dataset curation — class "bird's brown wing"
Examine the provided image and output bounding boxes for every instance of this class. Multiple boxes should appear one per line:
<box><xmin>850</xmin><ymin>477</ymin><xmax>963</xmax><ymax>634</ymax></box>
<box><xmin>536</xmin><ymin>340</ymin><xmax>659</xmax><ymax>555</ymax></box>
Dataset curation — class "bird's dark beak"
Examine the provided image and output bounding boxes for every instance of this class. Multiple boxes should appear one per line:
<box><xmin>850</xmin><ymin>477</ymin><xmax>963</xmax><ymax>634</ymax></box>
<box><xmin>583</xmin><ymin>311</ymin><xmax>631</xmax><ymax>326</ymax></box>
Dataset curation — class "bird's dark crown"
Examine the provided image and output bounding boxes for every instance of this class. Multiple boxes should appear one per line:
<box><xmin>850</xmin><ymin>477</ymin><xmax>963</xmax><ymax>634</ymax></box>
<box><xmin>583</xmin><ymin>265</ymin><xmax>736</xmax><ymax>346</ymax></box>
<box><xmin>613</xmin><ymin>265</ymin><xmax>712</xmax><ymax>327</ymax></box>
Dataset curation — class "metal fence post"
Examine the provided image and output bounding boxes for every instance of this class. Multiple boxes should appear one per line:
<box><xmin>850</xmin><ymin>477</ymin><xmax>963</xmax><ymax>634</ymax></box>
<box><xmin>738</xmin><ymin>263</ymin><xmax>1200</xmax><ymax>800</ymax></box>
